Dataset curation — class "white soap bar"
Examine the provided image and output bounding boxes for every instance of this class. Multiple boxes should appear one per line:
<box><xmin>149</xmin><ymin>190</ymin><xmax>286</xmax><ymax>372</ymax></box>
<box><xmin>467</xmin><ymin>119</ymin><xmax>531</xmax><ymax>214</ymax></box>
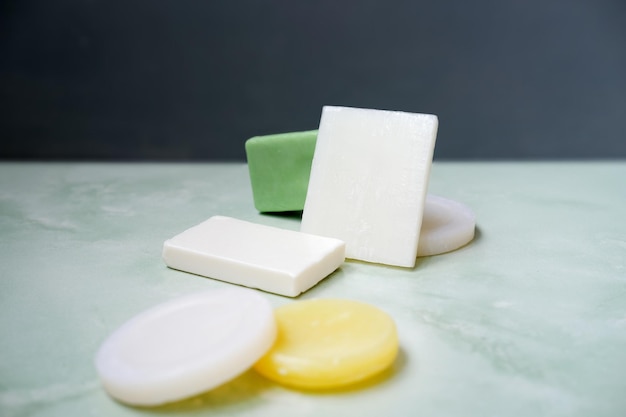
<box><xmin>162</xmin><ymin>215</ymin><xmax>345</xmax><ymax>297</ymax></box>
<box><xmin>95</xmin><ymin>288</ymin><xmax>276</xmax><ymax>406</ymax></box>
<box><xmin>418</xmin><ymin>195</ymin><xmax>476</xmax><ymax>257</ymax></box>
<box><xmin>301</xmin><ymin>106</ymin><xmax>438</xmax><ymax>267</ymax></box>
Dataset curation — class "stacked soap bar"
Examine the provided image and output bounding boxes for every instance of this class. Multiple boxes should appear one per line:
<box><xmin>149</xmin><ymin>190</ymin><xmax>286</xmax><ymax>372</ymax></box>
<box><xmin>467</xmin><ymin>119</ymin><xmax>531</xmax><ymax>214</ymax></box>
<box><xmin>245</xmin><ymin>129</ymin><xmax>475</xmax><ymax>258</ymax></box>
<box><xmin>246</xmin><ymin>130</ymin><xmax>317</xmax><ymax>212</ymax></box>
<box><xmin>163</xmin><ymin>106</ymin><xmax>471</xmax><ymax>300</ymax></box>
<box><xmin>302</xmin><ymin>106</ymin><xmax>438</xmax><ymax>268</ymax></box>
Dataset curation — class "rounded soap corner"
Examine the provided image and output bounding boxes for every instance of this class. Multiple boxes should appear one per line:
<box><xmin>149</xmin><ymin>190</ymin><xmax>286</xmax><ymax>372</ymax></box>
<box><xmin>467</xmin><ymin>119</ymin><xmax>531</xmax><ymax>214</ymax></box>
<box><xmin>286</xmin><ymin>290</ymin><xmax>300</xmax><ymax>298</ymax></box>
<box><xmin>206</xmin><ymin>215</ymin><xmax>231</xmax><ymax>225</ymax></box>
<box><xmin>322</xmin><ymin>105</ymin><xmax>342</xmax><ymax>114</ymax></box>
<box><xmin>254</xmin><ymin>204</ymin><xmax>270</xmax><ymax>214</ymax></box>
<box><xmin>161</xmin><ymin>240</ymin><xmax>172</xmax><ymax>261</ymax></box>
<box><xmin>245</xmin><ymin>135</ymin><xmax>261</xmax><ymax>148</ymax></box>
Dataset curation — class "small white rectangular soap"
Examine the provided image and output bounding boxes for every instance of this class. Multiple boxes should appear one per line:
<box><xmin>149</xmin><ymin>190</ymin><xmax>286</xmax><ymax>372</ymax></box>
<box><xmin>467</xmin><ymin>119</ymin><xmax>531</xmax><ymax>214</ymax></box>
<box><xmin>301</xmin><ymin>106</ymin><xmax>438</xmax><ymax>268</ymax></box>
<box><xmin>162</xmin><ymin>216</ymin><xmax>345</xmax><ymax>297</ymax></box>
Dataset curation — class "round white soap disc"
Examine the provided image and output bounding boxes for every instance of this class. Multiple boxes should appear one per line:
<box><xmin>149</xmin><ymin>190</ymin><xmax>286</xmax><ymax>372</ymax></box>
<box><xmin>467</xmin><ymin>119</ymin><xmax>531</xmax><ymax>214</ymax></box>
<box><xmin>418</xmin><ymin>194</ymin><xmax>476</xmax><ymax>257</ymax></box>
<box><xmin>95</xmin><ymin>288</ymin><xmax>276</xmax><ymax>406</ymax></box>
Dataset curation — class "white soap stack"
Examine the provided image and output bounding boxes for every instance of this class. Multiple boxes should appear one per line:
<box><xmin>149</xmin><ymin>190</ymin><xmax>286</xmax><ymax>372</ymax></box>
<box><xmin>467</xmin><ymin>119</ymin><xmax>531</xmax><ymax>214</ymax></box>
<box><xmin>161</xmin><ymin>105</ymin><xmax>476</xmax><ymax>297</ymax></box>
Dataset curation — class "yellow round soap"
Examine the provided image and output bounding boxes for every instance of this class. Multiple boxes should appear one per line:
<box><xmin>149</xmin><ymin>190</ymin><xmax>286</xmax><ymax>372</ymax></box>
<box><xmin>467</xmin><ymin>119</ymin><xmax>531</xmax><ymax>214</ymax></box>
<box><xmin>254</xmin><ymin>299</ymin><xmax>398</xmax><ymax>390</ymax></box>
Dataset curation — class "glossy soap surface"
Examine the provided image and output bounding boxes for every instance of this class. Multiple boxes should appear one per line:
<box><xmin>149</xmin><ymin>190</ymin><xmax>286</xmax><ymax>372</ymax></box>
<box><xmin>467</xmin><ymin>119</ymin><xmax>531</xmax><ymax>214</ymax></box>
<box><xmin>254</xmin><ymin>299</ymin><xmax>398</xmax><ymax>389</ymax></box>
<box><xmin>1</xmin><ymin>162</ymin><xmax>625</xmax><ymax>417</ymax></box>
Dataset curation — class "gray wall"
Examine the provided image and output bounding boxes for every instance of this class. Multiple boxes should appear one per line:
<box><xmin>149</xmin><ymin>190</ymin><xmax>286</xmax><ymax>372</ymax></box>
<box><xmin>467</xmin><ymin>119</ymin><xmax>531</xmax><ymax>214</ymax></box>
<box><xmin>1</xmin><ymin>0</ymin><xmax>625</xmax><ymax>160</ymax></box>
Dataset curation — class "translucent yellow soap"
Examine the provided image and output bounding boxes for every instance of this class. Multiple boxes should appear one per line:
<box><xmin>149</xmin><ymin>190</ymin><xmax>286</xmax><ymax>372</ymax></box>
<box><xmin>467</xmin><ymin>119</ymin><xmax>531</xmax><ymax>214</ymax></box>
<box><xmin>254</xmin><ymin>299</ymin><xmax>398</xmax><ymax>390</ymax></box>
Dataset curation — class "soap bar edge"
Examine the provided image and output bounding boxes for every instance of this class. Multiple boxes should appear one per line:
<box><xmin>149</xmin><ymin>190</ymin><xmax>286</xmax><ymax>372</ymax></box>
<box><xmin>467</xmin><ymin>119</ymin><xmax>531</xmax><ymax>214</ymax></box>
<box><xmin>162</xmin><ymin>216</ymin><xmax>346</xmax><ymax>297</ymax></box>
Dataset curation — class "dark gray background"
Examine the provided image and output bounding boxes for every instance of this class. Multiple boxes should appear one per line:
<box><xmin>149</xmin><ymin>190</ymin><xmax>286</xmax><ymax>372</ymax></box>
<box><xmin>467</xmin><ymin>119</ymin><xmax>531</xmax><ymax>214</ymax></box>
<box><xmin>1</xmin><ymin>0</ymin><xmax>625</xmax><ymax>161</ymax></box>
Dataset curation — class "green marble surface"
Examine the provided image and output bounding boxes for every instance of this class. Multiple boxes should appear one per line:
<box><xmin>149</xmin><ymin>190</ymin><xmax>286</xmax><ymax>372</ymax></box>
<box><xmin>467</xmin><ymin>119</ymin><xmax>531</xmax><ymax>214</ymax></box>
<box><xmin>0</xmin><ymin>162</ymin><xmax>625</xmax><ymax>417</ymax></box>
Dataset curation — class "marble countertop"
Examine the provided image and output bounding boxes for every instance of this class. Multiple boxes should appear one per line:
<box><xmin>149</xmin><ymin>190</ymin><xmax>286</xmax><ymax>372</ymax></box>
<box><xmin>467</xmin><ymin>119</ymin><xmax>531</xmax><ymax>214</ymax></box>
<box><xmin>1</xmin><ymin>162</ymin><xmax>625</xmax><ymax>417</ymax></box>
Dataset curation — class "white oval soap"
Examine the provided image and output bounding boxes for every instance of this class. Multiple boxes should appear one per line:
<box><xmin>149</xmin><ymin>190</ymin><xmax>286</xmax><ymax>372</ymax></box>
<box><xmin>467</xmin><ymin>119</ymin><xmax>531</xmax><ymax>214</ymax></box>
<box><xmin>418</xmin><ymin>195</ymin><xmax>476</xmax><ymax>257</ymax></box>
<box><xmin>95</xmin><ymin>288</ymin><xmax>276</xmax><ymax>406</ymax></box>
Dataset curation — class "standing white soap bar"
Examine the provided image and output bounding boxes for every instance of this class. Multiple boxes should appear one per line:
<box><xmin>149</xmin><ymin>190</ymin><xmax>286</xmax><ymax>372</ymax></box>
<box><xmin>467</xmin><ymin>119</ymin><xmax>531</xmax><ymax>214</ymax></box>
<box><xmin>301</xmin><ymin>106</ymin><xmax>438</xmax><ymax>267</ymax></box>
<box><xmin>162</xmin><ymin>215</ymin><xmax>345</xmax><ymax>297</ymax></box>
<box><xmin>95</xmin><ymin>288</ymin><xmax>276</xmax><ymax>406</ymax></box>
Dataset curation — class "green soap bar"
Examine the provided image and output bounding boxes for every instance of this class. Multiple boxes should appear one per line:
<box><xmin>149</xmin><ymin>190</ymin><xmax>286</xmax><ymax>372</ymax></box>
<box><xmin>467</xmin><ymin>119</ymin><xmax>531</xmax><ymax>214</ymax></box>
<box><xmin>245</xmin><ymin>130</ymin><xmax>318</xmax><ymax>212</ymax></box>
